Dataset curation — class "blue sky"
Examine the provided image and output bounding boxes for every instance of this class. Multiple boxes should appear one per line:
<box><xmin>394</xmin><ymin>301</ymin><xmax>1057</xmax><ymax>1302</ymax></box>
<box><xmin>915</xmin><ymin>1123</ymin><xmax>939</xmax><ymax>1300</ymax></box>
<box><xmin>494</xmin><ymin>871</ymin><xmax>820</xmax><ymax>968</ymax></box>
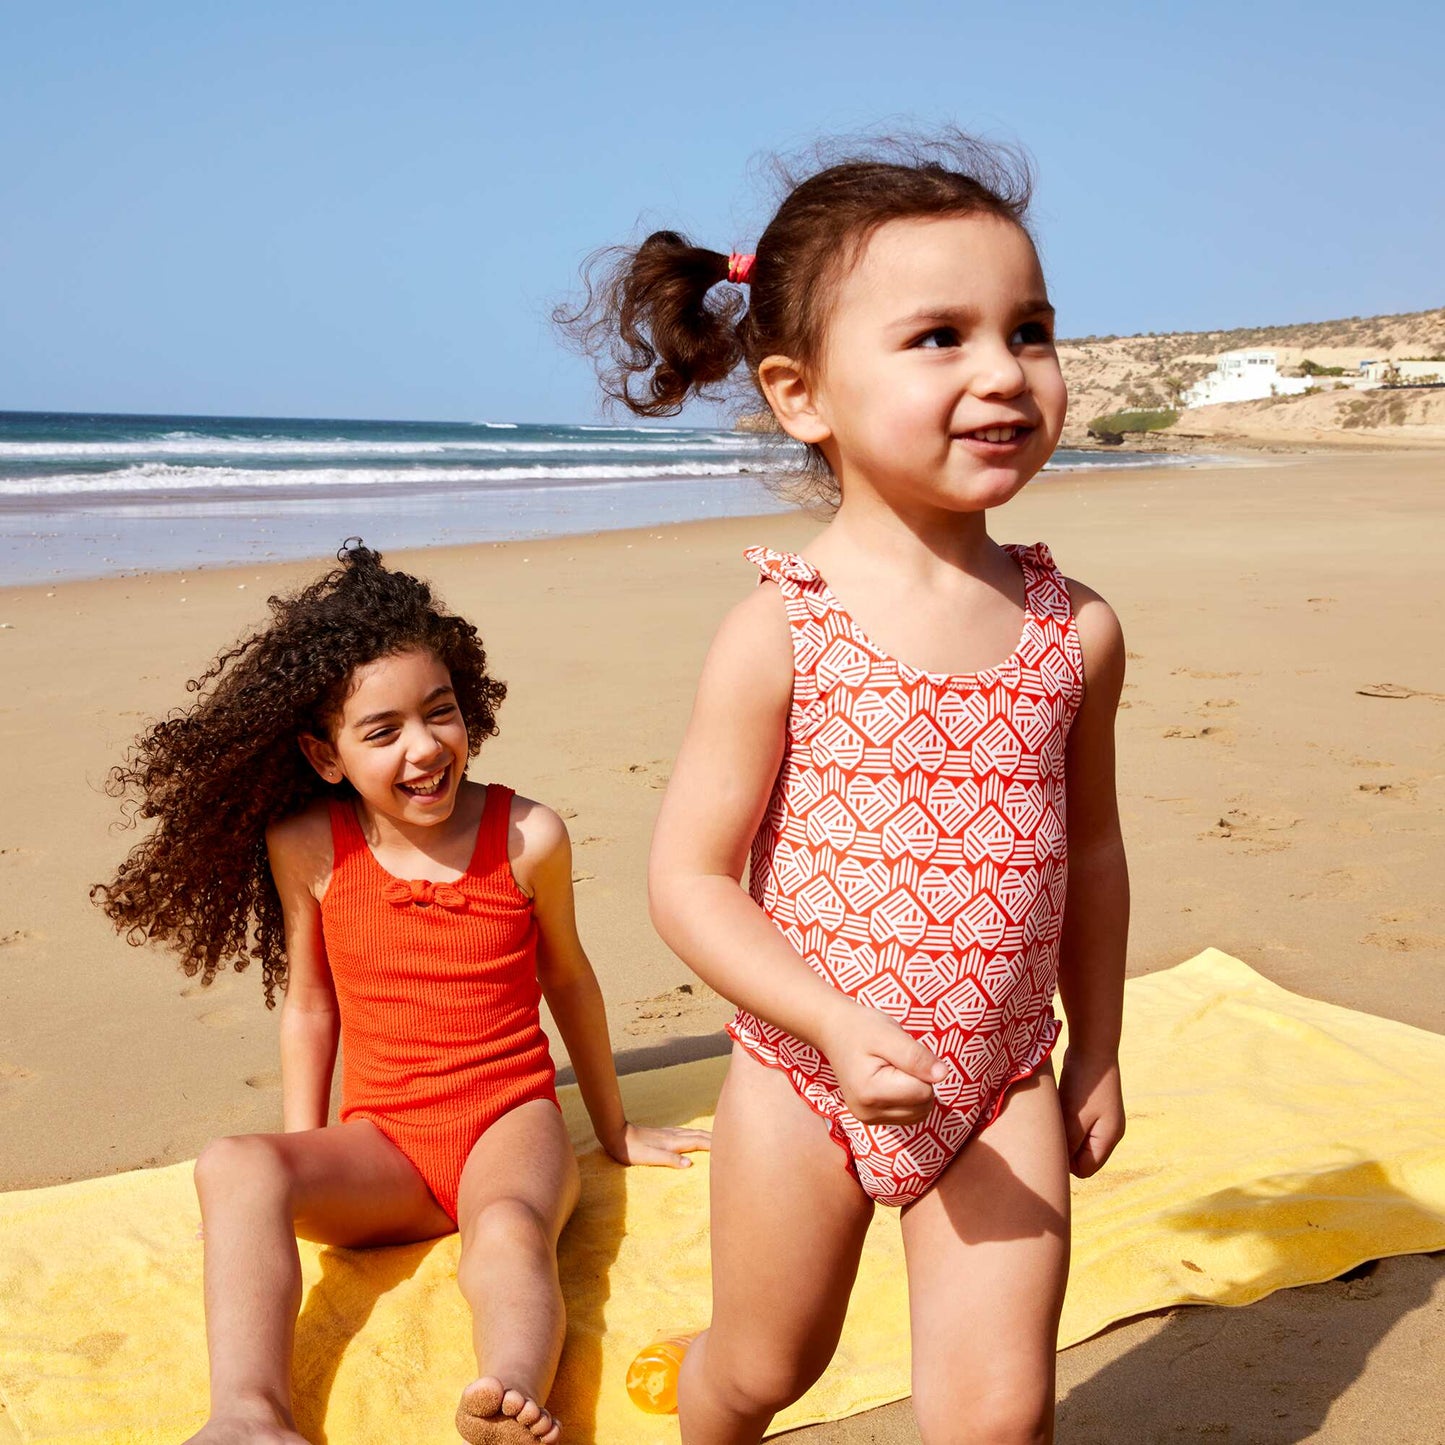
<box><xmin>2</xmin><ymin>1</ymin><xmax>1440</xmax><ymax>423</ymax></box>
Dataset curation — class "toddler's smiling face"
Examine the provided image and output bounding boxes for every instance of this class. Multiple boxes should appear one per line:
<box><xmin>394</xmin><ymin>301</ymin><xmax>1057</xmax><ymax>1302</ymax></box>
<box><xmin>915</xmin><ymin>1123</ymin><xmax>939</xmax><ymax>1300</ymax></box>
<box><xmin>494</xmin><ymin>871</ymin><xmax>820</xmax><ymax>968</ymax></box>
<box><xmin>803</xmin><ymin>213</ymin><xmax>1066</xmax><ymax>514</ymax></box>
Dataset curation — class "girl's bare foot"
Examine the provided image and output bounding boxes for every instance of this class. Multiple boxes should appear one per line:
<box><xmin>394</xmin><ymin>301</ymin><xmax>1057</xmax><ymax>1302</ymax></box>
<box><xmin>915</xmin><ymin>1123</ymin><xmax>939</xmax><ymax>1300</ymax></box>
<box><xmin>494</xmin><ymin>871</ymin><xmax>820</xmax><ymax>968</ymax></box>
<box><xmin>456</xmin><ymin>1377</ymin><xmax>561</xmax><ymax>1444</ymax></box>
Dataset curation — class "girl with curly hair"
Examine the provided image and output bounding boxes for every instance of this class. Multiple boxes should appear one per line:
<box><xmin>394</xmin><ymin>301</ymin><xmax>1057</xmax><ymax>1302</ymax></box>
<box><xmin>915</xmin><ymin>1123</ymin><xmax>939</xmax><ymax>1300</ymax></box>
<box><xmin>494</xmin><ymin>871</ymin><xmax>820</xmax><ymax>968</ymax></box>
<box><xmin>95</xmin><ymin>542</ymin><xmax>708</xmax><ymax>1445</ymax></box>
<box><xmin>564</xmin><ymin>132</ymin><xmax>1129</xmax><ymax>1443</ymax></box>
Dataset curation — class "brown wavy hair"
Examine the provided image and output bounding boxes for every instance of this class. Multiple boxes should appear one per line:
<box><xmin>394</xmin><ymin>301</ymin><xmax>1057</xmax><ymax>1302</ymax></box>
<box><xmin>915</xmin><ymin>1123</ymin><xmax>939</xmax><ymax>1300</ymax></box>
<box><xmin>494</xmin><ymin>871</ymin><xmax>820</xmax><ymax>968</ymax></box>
<box><xmin>556</xmin><ymin>129</ymin><xmax>1035</xmax><ymax>505</ymax></box>
<box><xmin>92</xmin><ymin>541</ymin><xmax>506</xmax><ymax>1006</ymax></box>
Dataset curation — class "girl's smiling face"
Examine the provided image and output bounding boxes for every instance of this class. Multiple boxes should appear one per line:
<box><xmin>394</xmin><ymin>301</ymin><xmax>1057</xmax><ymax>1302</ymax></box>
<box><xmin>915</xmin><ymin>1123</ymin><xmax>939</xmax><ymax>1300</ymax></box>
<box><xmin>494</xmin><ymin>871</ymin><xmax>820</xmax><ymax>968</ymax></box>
<box><xmin>302</xmin><ymin>647</ymin><xmax>470</xmax><ymax>826</ymax></box>
<box><xmin>772</xmin><ymin>213</ymin><xmax>1066</xmax><ymax>514</ymax></box>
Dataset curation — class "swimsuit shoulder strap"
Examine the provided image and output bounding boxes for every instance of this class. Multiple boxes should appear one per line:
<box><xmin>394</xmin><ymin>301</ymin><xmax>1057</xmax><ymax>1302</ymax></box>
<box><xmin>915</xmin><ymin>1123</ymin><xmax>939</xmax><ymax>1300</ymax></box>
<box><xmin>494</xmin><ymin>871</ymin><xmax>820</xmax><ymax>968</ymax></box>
<box><xmin>743</xmin><ymin>546</ymin><xmax>836</xmax><ymax>712</ymax></box>
<box><xmin>1005</xmin><ymin>541</ymin><xmax>1085</xmax><ymax>705</ymax></box>
<box><xmin>326</xmin><ymin>797</ymin><xmax>366</xmax><ymax>871</ymax></box>
<box><xmin>466</xmin><ymin>782</ymin><xmax>519</xmax><ymax>891</ymax></box>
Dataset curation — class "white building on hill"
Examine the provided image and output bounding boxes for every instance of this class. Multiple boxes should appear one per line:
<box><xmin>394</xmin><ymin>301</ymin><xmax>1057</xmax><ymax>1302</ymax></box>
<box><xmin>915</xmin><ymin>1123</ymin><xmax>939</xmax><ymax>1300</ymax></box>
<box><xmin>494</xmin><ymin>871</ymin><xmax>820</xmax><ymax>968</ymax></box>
<box><xmin>1181</xmin><ymin>350</ymin><xmax>1311</xmax><ymax>409</ymax></box>
<box><xmin>1359</xmin><ymin>358</ymin><xmax>1445</xmax><ymax>385</ymax></box>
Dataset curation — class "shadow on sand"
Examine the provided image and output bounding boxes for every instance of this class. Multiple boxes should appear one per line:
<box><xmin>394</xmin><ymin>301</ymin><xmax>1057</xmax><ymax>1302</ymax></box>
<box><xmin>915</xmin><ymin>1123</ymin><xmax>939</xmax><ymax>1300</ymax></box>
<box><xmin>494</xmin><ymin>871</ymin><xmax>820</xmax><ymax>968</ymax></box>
<box><xmin>1058</xmin><ymin>1161</ymin><xmax>1445</xmax><ymax>1444</ymax></box>
<box><xmin>1056</xmin><ymin>1252</ymin><xmax>1443</xmax><ymax>1443</ymax></box>
<box><xmin>556</xmin><ymin>1028</ymin><xmax>732</xmax><ymax>1089</ymax></box>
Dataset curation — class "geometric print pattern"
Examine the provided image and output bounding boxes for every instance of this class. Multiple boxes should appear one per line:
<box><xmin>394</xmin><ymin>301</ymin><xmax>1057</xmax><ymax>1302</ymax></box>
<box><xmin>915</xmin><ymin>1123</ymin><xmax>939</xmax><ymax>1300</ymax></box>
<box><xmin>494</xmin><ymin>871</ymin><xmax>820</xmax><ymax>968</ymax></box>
<box><xmin>729</xmin><ymin>542</ymin><xmax>1085</xmax><ymax>1206</ymax></box>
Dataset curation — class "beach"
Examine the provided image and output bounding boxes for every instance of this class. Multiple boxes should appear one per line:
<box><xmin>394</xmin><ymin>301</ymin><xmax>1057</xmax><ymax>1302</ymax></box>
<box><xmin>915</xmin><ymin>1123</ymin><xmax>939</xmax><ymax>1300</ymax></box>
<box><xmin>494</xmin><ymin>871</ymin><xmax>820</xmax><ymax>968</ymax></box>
<box><xmin>2</xmin><ymin>448</ymin><xmax>1442</xmax><ymax>1441</ymax></box>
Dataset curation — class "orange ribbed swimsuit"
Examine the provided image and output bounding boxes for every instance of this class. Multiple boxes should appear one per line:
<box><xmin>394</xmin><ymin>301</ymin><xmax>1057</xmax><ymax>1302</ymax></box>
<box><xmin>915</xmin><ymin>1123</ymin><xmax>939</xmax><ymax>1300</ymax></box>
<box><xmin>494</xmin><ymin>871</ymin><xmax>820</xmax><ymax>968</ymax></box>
<box><xmin>320</xmin><ymin>783</ymin><xmax>558</xmax><ymax>1221</ymax></box>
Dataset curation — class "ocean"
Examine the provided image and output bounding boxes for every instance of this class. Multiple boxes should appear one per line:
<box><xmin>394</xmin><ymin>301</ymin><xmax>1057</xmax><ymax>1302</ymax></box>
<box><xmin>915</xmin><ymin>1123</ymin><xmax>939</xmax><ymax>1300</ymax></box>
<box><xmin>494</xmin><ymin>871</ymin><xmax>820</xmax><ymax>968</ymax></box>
<box><xmin>0</xmin><ymin>411</ymin><xmax>1186</xmax><ymax>585</ymax></box>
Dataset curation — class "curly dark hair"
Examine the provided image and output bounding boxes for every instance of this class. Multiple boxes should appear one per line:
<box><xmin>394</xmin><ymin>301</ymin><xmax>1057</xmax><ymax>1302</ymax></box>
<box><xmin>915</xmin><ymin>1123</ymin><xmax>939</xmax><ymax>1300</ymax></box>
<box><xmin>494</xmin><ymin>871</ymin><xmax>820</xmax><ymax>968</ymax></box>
<box><xmin>92</xmin><ymin>541</ymin><xmax>506</xmax><ymax>1006</ymax></box>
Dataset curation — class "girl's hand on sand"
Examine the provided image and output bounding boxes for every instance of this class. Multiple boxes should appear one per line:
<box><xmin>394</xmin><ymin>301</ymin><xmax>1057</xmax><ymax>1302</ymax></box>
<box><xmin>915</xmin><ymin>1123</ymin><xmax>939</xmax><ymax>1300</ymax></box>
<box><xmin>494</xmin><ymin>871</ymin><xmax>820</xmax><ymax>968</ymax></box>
<box><xmin>1058</xmin><ymin>1047</ymin><xmax>1125</xmax><ymax>1178</ymax></box>
<box><xmin>823</xmin><ymin>1003</ymin><xmax>945</xmax><ymax>1126</ymax></box>
<box><xmin>604</xmin><ymin>1121</ymin><xmax>712</xmax><ymax>1169</ymax></box>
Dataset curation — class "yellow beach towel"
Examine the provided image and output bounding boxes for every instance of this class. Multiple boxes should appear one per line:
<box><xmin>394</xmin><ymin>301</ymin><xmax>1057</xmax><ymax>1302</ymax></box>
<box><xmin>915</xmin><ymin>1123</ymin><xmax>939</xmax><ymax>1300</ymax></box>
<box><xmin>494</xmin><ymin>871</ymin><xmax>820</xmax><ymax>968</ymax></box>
<box><xmin>2</xmin><ymin>949</ymin><xmax>1443</xmax><ymax>1443</ymax></box>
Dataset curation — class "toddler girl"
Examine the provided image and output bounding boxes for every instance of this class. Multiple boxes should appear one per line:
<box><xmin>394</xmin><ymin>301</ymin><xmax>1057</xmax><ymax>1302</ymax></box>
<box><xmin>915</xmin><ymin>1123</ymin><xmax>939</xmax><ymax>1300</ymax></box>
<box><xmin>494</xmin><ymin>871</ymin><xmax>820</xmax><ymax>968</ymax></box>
<box><xmin>96</xmin><ymin>543</ymin><xmax>708</xmax><ymax>1445</ymax></box>
<box><xmin>569</xmin><ymin>134</ymin><xmax>1129</xmax><ymax>1444</ymax></box>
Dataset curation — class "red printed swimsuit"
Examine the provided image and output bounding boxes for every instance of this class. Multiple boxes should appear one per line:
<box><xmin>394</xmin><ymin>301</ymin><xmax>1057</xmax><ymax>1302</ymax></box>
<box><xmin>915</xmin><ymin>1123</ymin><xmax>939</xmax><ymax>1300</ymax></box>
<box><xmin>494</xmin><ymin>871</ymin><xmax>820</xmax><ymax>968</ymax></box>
<box><xmin>729</xmin><ymin>543</ymin><xmax>1084</xmax><ymax>1207</ymax></box>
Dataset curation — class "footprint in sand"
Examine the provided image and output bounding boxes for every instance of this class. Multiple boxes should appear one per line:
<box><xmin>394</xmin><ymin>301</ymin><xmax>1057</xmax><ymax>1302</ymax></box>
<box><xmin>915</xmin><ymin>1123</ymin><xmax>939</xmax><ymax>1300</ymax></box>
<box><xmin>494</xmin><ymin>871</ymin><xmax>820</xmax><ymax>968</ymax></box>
<box><xmin>1356</xmin><ymin>682</ymin><xmax>1445</xmax><ymax>702</ymax></box>
<box><xmin>624</xmin><ymin>760</ymin><xmax>672</xmax><ymax>790</ymax></box>
<box><xmin>1171</xmin><ymin>667</ymin><xmax>1244</xmax><ymax>680</ymax></box>
<box><xmin>195</xmin><ymin>1006</ymin><xmax>246</xmax><ymax>1028</ymax></box>
<box><xmin>1356</xmin><ymin>781</ymin><xmax>1417</xmax><ymax>800</ymax></box>
<box><xmin>1334</xmin><ymin>817</ymin><xmax>1375</xmax><ymax>838</ymax></box>
<box><xmin>244</xmin><ymin>1071</ymin><xmax>282</xmax><ymax>1091</ymax></box>
<box><xmin>1360</xmin><ymin>931</ymin><xmax>1445</xmax><ymax>954</ymax></box>
<box><xmin>1203</xmin><ymin>809</ymin><xmax>1300</xmax><ymax>853</ymax></box>
<box><xmin>625</xmin><ymin>984</ymin><xmax>708</xmax><ymax>1036</ymax></box>
<box><xmin>0</xmin><ymin>928</ymin><xmax>33</xmax><ymax>949</ymax></box>
<box><xmin>1163</xmin><ymin>725</ymin><xmax>1229</xmax><ymax>740</ymax></box>
<box><xmin>1340</xmin><ymin>1273</ymin><xmax>1382</xmax><ymax>1301</ymax></box>
<box><xmin>1298</xmin><ymin>865</ymin><xmax>1387</xmax><ymax>902</ymax></box>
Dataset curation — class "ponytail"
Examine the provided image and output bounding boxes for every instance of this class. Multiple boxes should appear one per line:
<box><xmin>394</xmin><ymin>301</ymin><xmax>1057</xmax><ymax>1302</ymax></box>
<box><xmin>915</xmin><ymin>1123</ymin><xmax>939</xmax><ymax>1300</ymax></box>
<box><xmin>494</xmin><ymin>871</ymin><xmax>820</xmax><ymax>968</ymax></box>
<box><xmin>555</xmin><ymin>230</ymin><xmax>748</xmax><ymax>417</ymax></box>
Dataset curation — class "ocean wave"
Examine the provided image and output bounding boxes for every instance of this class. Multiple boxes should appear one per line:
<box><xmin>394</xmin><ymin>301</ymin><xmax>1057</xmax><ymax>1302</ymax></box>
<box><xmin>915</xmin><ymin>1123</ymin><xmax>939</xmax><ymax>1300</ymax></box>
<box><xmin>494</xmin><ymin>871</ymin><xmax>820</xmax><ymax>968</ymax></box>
<box><xmin>1043</xmin><ymin>452</ymin><xmax>1209</xmax><ymax>472</ymax></box>
<box><xmin>1</xmin><ymin>459</ymin><xmax>760</xmax><ymax>498</ymax></box>
<box><xmin>0</xmin><ymin>436</ymin><xmax>762</xmax><ymax>459</ymax></box>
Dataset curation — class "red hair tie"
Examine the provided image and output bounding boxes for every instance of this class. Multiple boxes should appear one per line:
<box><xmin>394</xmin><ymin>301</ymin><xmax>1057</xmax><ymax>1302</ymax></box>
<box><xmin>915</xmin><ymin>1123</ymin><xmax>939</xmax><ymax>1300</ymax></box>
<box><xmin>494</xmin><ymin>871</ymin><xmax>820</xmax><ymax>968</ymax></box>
<box><xmin>727</xmin><ymin>252</ymin><xmax>756</xmax><ymax>285</ymax></box>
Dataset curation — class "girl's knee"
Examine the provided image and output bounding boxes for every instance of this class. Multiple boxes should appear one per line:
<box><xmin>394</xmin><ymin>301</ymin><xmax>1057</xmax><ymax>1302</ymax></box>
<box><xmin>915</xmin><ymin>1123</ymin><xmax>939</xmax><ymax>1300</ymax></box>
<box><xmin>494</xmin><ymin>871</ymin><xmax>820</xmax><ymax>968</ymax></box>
<box><xmin>456</xmin><ymin>1198</ymin><xmax>558</xmax><ymax>1304</ymax></box>
<box><xmin>457</xmin><ymin>1198</ymin><xmax>553</xmax><ymax>1284</ymax></box>
<box><xmin>913</xmin><ymin>1373</ymin><xmax>1053</xmax><ymax>1445</ymax></box>
<box><xmin>698</xmin><ymin>1331</ymin><xmax>836</xmax><ymax>1419</ymax></box>
<box><xmin>468</xmin><ymin>1196</ymin><xmax>550</xmax><ymax>1246</ymax></box>
<box><xmin>193</xmin><ymin>1134</ymin><xmax>295</xmax><ymax>1207</ymax></box>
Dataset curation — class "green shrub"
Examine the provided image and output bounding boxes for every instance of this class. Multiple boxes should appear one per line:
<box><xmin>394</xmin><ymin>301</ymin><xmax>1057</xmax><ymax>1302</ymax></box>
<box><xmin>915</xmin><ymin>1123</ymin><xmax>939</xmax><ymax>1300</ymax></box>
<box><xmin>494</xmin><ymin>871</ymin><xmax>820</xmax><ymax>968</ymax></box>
<box><xmin>1299</xmin><ymin>359</ymin><xmax>1346</xmax><ymax>376</ymax></box>
<box><xmin>1087</xmin><ymin>409</ymin><xmax>1179</xmax><ymax>436</ymax></box>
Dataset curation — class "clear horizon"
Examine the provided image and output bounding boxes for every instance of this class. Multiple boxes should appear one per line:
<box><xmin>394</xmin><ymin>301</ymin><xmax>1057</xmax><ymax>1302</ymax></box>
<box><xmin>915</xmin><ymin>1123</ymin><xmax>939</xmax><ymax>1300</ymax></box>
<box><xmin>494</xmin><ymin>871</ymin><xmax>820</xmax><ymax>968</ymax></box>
<box><xmin>3</xmin><ymin>1</ymin><xmax>1441</xmax><ymax>424</ymax></box>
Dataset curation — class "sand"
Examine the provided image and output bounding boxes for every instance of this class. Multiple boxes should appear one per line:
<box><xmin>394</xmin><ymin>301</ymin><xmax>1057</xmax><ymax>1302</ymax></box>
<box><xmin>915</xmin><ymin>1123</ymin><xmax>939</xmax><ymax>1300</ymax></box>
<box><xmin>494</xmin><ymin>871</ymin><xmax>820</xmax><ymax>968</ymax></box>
<box><xmin>2</xmin><ymin>449</ymin><xmax>1442</xmax><ymax>1441</ymax></box>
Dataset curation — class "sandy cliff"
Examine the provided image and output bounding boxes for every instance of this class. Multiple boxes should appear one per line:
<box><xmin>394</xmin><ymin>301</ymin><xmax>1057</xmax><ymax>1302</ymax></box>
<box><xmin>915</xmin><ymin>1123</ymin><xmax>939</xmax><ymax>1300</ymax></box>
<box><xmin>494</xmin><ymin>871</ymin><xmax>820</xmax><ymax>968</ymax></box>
<box><xmin>1059</xmin><ymin>306</ymin><xmax>1445</xmax><ymax>448</ymax></box>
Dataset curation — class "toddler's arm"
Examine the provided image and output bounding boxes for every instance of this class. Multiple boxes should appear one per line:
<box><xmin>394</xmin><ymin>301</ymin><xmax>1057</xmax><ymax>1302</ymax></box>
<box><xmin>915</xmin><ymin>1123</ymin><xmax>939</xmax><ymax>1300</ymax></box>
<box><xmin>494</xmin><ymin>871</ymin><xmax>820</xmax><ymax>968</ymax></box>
<box><xmin>266</xmin><ymin>810</ymin><xmax>341</xmax><ymax>1133</ymax></box>
<box><xmin>1057</xmin><ymin>581</ymin><xmax>1130</xmax><ymax>1177</ymax></box>
<box><xmin>650</xmin><ymin>584</ymin><xmax>945</xmax><ymax>1125</ymax></box>
<box><xmin>518</xmin><ymin>800</ymin><xmax>710</xmax><ymax>1167</ymax></box>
